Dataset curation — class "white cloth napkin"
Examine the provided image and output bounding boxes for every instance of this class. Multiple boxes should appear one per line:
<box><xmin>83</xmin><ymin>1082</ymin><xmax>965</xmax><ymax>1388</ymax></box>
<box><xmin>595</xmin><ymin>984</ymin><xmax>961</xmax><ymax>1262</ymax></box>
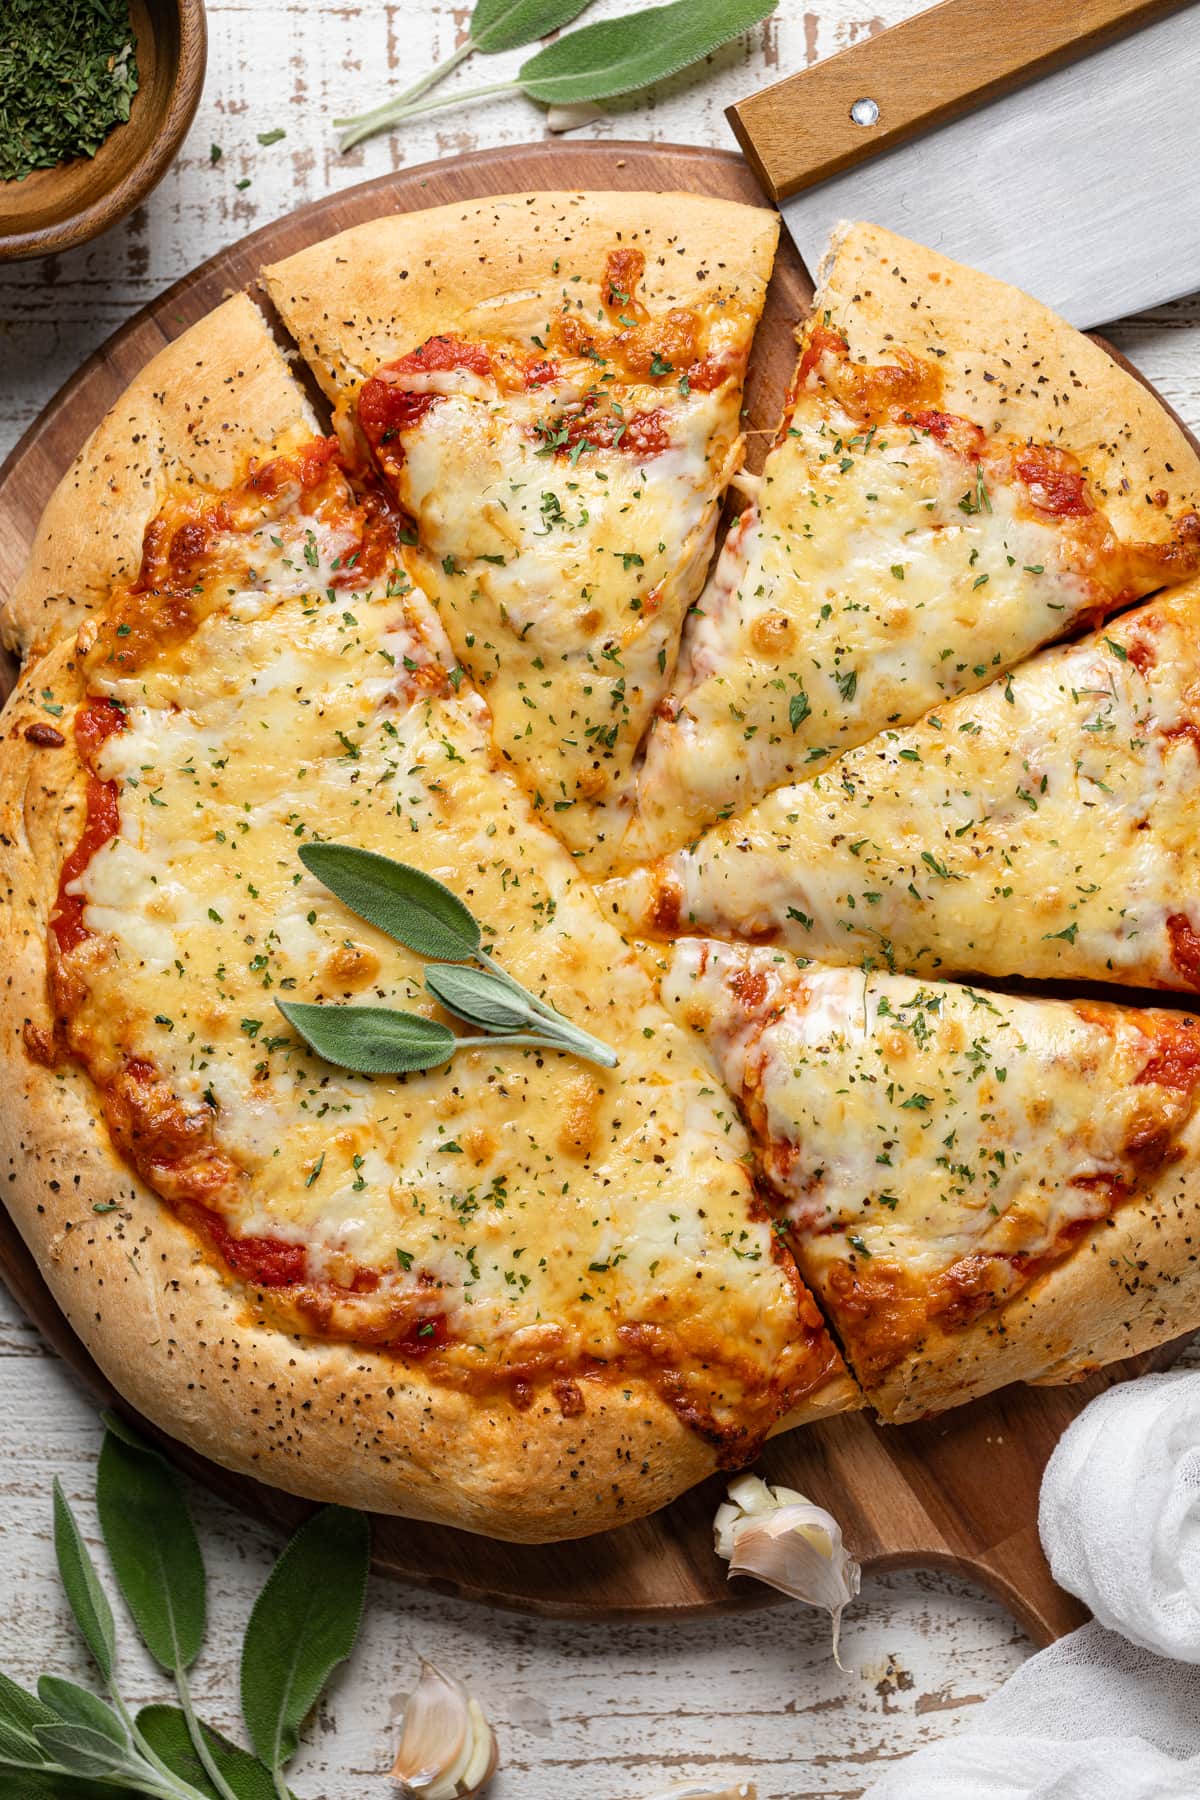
<box><xmin>861</xmin><ymin>1370</ymin><xmax>1200</xmax><ymax>1799</ymax></box>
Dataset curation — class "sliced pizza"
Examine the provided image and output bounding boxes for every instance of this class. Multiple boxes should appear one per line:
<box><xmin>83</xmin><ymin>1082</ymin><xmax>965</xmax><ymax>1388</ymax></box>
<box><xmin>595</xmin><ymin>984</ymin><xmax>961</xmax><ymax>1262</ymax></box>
<box><xmin>608</xmin><ymin>579</ymin><xmax>1200</xmax><ymax>992</ymax></box>
<box><xmin>629</xmin><ymin>221</ymin><xmax>1200</xmax><ymax>861</ymax></box>
<box><xmin>3</xmin><ymin>294</ymin><xmax>319</xmax><ymax>662</ymax></box>
<box><xmin>0</xmin><ymin>409</ymin><xmax>853</xmax><ymax>1538</ymax></box>
<box><xmin>662</xmin><ymin>939</ymin><xmax>1200</xmax><ymax>1418</ymax></box>
<box><xmin>263</xmin><ymin>192</ymin><xmax>778</xmax><ymax>871</ymax></box>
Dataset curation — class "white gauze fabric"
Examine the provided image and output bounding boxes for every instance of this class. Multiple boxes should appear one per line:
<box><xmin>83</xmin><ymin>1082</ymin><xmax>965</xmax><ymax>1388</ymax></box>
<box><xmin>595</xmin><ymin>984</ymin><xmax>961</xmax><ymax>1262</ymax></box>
<box><xmin>861</xmin><ymin>1370</ymin><xmax>1200</xmax><ymax>1799</ymax></box>
<box><xmin>1039</xmin><ymin>1371</ymin><xmax>1200</xmax><ymax>1658</ymax></box>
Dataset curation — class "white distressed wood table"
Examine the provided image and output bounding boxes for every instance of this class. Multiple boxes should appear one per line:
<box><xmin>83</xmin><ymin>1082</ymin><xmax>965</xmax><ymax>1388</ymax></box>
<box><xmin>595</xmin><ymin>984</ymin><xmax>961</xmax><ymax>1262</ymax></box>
<box><xmin>2</xmin><ymin>3</ymin><xmax>1199</xmax><ymax>1794</ymax></box>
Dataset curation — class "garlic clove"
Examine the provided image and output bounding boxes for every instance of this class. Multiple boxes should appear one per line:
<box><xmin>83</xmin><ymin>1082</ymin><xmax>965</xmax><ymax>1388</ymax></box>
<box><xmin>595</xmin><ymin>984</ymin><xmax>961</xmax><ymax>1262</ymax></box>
<box><xmin>638</xmin><ymin>1786</ymin><xmax>757</xmax><ymax>1799</ymax></box>
<box><xmin>391</xmin><ymin>1659</ymin><xmax>498</xmax><ymax>1799</ymax></box>
<box><xmin>545</xmin><ymin>100</ymin><xmax>606</xmax><ymax>133</ymax></box>
<box><xmin>714</xmin><ymin>1477</ymin><xmax>860</xmax><ymax>1668</ymax></box>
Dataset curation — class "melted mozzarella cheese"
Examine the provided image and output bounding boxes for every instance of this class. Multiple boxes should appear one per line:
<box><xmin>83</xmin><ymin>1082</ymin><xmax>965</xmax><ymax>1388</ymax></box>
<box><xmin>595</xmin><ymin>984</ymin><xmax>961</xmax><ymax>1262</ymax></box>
<box><xmin>630</xmin><ymin>396</ymin><xmax>1100</xmax><ymax>860</ymax></box>
<box><xmin>66</xmin><ymin>520</ymin><xmax>827</xmax><ymax>1423</ymax></box>
<box><xmin>662</xmin><ymin>939</ymin><xmax>1200</xmax><ymax>1286</ymax></box>
<box><xmin>393</xmin><ymin>379</ymin><xmax>737</xmax><ymax>872</ymax></box>
<box><xmin>609</xmin><ymin>586</ymin><xmax>1200</xmax><ymax>989</ymax></box>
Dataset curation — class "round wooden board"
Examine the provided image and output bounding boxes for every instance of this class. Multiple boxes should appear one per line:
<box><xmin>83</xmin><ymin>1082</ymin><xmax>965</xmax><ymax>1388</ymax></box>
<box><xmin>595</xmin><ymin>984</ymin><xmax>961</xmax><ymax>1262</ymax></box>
<box><xmin>0</xmin><ymin>138</ymin><xmax>1191</xmax><ymax>1647</ymax></box>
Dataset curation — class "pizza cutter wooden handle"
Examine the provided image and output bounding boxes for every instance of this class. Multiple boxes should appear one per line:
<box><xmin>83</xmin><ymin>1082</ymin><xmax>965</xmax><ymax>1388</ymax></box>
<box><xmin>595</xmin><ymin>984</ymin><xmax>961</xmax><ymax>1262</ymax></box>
<box><xmin>727</xmin><ymin>0</ymin><xmax>1182</xmax><ymax>202</ymax></box>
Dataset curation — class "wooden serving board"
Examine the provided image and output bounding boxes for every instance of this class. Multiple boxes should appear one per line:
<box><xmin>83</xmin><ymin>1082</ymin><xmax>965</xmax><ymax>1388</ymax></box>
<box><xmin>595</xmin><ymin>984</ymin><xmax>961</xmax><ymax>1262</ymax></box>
<box><xmin>0</xmin><ymin>138</ymin><xmax>1192</xmax><ymax>1648</ymax></box>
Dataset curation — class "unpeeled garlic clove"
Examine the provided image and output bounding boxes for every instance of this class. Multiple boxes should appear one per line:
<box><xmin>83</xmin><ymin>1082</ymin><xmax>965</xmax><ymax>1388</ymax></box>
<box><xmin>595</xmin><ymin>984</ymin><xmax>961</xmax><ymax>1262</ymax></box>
<box><xmin>546</xmin><ymin>100</ymin><xmax>606</xmax><ymax>133</ymax></box>
<box><xmin>638</xmin><ymin>1786</ymin><xmax>757</xmax><ymax>1799</ymax></box>
<box><xmin>714</xmin><ymin>1473</ymin><xmax>860</xmax><ymax>1667</ymax></box>
<box><xmin>391</xmin><ymin>1659</ymin><xmax>498</xmax><ymax>1799</ymax></box>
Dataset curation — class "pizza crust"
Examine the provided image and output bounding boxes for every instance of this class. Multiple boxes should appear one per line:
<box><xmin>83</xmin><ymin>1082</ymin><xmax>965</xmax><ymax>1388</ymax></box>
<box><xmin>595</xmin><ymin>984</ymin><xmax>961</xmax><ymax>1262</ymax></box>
<box><xmin>817</xmin><ymin>220</ymin><xmax>1200</xmax><ymax>544</ymax></box>
<box><xmin>2</xmin><ymin>294</ymin><xmax>318</xmax><ymax>663</ymax></box>
<box><xmin>262</xmin><ymin>189</ymin><xmax>780</xmax><ymax>403</ymax></box>
<box><xmin>872</xmin><ymin>1150</ymin><xmax>1200</xmax><ymax>1423</ymax></box>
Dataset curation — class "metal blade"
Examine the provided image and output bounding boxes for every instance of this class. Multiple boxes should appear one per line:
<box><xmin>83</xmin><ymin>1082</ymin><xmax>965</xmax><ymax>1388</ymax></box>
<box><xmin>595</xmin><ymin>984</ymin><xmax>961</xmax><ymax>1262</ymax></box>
<box><xmin>780</xmin><ymin>2</ymin><xmax>1200</xmax><ymax>327</ymax></box>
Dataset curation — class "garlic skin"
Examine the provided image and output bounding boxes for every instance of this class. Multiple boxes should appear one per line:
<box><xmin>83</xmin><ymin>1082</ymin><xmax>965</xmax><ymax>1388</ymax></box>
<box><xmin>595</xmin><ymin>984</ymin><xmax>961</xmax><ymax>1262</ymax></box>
<box><xmin>391</xmin><ymin>1660</ymin><xmax>498</xmax><ymax>1799</ymax></box>
<box><xmin>545</xmin><ymin>101</ymin><xmax>606</xmax><ymax>133</ymax></box>
<box><xmin>638</xmin><ymin>1786</ymin><xmax>757</xmax><ymax>1799</ymax></box>
<box><xmin>714</xmin><ymin>1473</ymin><xmax>860</xmax><ymax>1666</ymax></box>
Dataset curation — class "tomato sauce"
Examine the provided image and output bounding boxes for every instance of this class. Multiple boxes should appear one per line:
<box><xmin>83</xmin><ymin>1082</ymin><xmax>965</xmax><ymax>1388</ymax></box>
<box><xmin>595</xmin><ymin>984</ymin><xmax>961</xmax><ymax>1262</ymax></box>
<box><xmin>50</xmin><ymin>700</ymin><xmax>127</xmax><ymax>954</ymax></box>
<box><xmin>1168</xmin><ymin>914</ymin><xmax>1200</xmax><ymax>988</ymax></box>
<box><xmin>1014</xmin><ymin>447</ymin><xmax>1093</xmax><ymax>518</ymax></box>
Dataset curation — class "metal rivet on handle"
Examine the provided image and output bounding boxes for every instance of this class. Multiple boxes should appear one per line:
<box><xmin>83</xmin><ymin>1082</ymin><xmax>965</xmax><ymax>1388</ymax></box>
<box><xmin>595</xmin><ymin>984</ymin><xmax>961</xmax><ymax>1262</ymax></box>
<box><xmin>850</xmin><ymin>97</ymin><xmax>880</xmax><ymax>126</ymax></box>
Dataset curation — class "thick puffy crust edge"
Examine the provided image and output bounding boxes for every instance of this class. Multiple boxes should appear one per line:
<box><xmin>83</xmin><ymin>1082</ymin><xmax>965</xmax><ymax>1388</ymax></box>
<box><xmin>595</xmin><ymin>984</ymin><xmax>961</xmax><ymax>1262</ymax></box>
<box><xmin>867</xmin><ymin>1146</ymin><xmax>1200</xmax><ymax>1423</ymax></box>
<box><xmin>815</xmin><ymin>219</ymin><xmax>1200</xmax><ymax>546</ymax></box>
<box><xmin>0</xmin><ymin>656</ymin><xmax>850</xmax><ymax>1538</ymax></box>
<box><xmin>2</xmin><ymin>294</ymin><xmax>318</xmax><ymax>664</ymax></box>
<box><xmin>262</xmin><ymin>189</ymin><xmax>780</xmax><ymax>401</ymax></box>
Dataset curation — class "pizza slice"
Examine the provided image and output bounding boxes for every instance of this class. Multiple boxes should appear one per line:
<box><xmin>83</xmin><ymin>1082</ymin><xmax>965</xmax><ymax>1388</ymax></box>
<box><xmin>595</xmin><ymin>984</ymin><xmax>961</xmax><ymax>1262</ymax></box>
<box><xmin>0</xmin><ymin>402</ymin><xmax>854</xmax><ymax>1538</ymax></box>
<box><xmin>3</xmin><ymin>294</ymin><xmax>319</xmax><ymax>661</ymax></box>
<box><xmin>263</xmin><ymin>192</ymin><xmax>778</xmax><ymax>872</ymax></box>
<box><xmin>628</xmin><ymin>220</ymin><xmax>1200</xmax><ymax>862</ymax></box>
<box><xmin>661</xmin><ymin>938</ymin><xmax>1200</xmax><ymax>1418</ymax></box>
<box><xmin>607</xmin><ymin>579</ymin><xmax>1200</xmax><ymax>992</ymax></box>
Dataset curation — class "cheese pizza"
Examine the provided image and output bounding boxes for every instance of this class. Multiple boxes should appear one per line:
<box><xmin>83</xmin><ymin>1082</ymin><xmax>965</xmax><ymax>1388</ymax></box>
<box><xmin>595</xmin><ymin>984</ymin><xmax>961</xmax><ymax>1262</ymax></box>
<box><xmin>4</xmin><ymin>195</ymin><xmax>1200</xmax><ymax>1541</ymax></box>
<box><xmin>659</xmin><ymin>940</ymin><xmax>1200</xmax><ymax>1418</ymax></box>
<box><xmin>628</xmin><ymin>221</ymin><xmax>1200</xmax><ymax>862</ymax></box>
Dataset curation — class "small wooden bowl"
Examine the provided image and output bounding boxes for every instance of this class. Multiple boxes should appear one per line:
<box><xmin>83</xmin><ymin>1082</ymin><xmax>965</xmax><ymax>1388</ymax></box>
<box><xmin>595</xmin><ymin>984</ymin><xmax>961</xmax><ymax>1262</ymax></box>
<box><xmin>0</xmin><ymin>0</ymin><xmax>207</xmax><ymax>263</ymax></box>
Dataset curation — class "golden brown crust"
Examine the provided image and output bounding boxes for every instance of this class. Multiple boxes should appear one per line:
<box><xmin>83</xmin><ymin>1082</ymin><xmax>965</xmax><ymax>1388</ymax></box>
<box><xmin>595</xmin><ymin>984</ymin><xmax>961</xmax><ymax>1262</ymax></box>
<box><xmin>871</xmin><ymin>1153</ymin><xmax>1200</xmax><ymax>1422</ymax></box>
<box><xmin>263</xmin><ymin>189</ymin><xmax>780</xmax><ymax>401</ymax></box>
<box><xmin>2</xmin><ymin>295</ymin><xmax>318</xmax><ymax>662</ymax></box>
<box><xmin>817</xmin><ymin>220</ymin><xmax>1200</xmax><ymax>544</ymax></box>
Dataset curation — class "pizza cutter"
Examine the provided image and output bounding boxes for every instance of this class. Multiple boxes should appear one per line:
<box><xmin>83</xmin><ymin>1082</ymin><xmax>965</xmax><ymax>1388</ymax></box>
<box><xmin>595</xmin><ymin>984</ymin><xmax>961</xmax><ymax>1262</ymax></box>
<box><xmin>727</xmin><ymin>0</ymin><xmax>1200</xmax><ymax>327</ymax></box>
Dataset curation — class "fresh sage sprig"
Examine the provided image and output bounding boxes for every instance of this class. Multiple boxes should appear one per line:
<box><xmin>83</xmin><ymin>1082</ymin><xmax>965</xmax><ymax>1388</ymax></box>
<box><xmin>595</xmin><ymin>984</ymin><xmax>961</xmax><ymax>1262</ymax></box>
<box><xmin>334</xmin><ymin>0</ymin><xmax>594</xmax><ymax>149</ymax></box>
<box><xmin>335</xmin><ymin>0</ymin><xmax>778</xmax><ymax>151</ymax></box>
<box><xmin>277</xmin><ymin>843</ymin><xmax>618</xmax><ymax>1074</ymax></box>
<box><xmin>0</xmin><ymin>1417</ymin><xmax>370</xmax><ymax>1800</ymax></box>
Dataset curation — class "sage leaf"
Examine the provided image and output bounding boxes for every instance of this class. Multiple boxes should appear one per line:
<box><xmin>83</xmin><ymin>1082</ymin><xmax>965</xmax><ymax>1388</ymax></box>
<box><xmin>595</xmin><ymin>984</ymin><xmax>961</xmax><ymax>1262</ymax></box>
<box><xmin>0</xmin><ymin>1774</ymin><xmax>130</xmax><ymax>1800</ymax></box>
<box><xmin>471</xmin><ymin>0</ymin><xmax>592</xmax><ymax>53</ymax></box>
<box><xmin>0</xmin><ymin>1716</ymin><xmax>50</xmax><ymax>1763</ymax></box>
<box><xmin>96</xmin><ymin>1422</ymin><xmax>206</xmax><ymax>1675</ymax></box>
<box><xmin>36</xmin><ymin>1681</ymin><xmax>126</xmax><ymax>1747</ymax></box>
<box><xmin>31</xmin><ymin>1725</ymin><xmax>133</xmax><ymax>1782</ymax></box>
<box><xmin>240</xmin><ymin>1507</ymin><xmax>369</xmax><ymax>1777</ymax></box>
<box><xmin>299</xmin><ymin>844</ymin><xmax>478</xmax><ymax>962</ymax></box>
<box><xmin>277</xmin><ymin>1001</ymin><xmax>457</xmax><ymax>1074</ymax></box>
<box><xmin>519</xmin><ymin>0</ymin><xmax>778</xmax><ymax>104</ymax></box>
<box><xmin>136</xmin><ymin>1706</ymin><xmax>284</xmax><ymax>1800</ymax></box>
<box><xmin>0</xmin><ymin>1670</ymin><xmax>58</xmax><ymax>1745</ymax></box>
<box><xmin>51</xmin><ymin>1484</ymin><xmax>115</xmax><ymax>1681</ymax></box>
<box><xmin>424</xmin><ymin>963</ymin><xmax>535</xmax><ymax>1034</ymax></box>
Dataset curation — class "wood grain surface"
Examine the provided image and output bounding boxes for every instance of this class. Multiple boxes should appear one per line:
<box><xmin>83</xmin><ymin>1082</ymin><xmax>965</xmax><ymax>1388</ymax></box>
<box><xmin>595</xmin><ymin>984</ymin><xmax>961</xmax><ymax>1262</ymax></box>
<box><xmin>2</xmin><ymin>133</ymin><xmax>1194</xmax><ymax>1659</ymax></box>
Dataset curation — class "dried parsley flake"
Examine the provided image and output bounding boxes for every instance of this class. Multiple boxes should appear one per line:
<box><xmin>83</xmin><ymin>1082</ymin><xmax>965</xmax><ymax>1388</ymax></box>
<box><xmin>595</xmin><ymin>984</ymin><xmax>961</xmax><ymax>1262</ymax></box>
<box><xmin>0</xmin><ymin>0</ymin><xmax>139</xmax><ymax>183</ymax></box>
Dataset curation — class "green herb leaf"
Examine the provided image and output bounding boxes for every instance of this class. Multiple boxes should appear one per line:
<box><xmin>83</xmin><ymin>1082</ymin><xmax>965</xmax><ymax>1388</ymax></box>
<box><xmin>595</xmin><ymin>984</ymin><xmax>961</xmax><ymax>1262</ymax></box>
<box><xmin>256</xmin><ymin>128</ymin><xmax>286</xmax><ymax>146</ymax></box>
<box><xmin>0</xmin><ymin>1671</ymin><xmax>58</xmax><ymax>1747</ymax></box>
<box><xmin>0</xmin><ymin>3</ymin><xmax>140</xmax><ymax>182</ymax></box>
<box><xmin>240</xmin><ymin>1507</ymin><xmax>370</xmax><ymax>1778</ymax></box>
<box><xmin>299</xmin><ymin>843</ymin><xmax>479</xmax><ymax>962</ymax></box>
<box><xmin>471</xmin><ymin>0</ymin><xmax>593</xmax><ymax>53</ymax></box>
<box><xmin>424</xmin><ymin>964</ymin><xmax>534</xmax><ymax>1034</ymax></box>
<box><xmin>277</xmin><ymin>1001</ymin><xmax>456</xmax><ymax>1074</ymax></box>
<box><xmin>0</xmin><ymin>1774</ymin><xmax>128</xmax><ymax>1800</ymax></box>
<box><xmin>29</xmin><ymin>1728</ymin><xmax>134</xmax><ymax>1782</ymax></box>
<box><xmin>51</xmin><ymin>1484</ymin><xmax>115</xmax><ymax>1681</ymax></box>
<box><xmin>96</xmin><ymin>1422</ymin><xmax>206</xmax><ymax>1675</ymax></box>
<box><xmin>136</xmin><ymin>1706</ymin><xmax>284</xmax><ymax>1800</ymax></box>
<box><xmin>33</xmin><ymin>1682</ymin><xmax>131</xmax><ymax>1780</ymax></box>
<box><xmin>518</xmin><ymin>0</ymin><xmax>778</xmax><ymax>104</ymax></box>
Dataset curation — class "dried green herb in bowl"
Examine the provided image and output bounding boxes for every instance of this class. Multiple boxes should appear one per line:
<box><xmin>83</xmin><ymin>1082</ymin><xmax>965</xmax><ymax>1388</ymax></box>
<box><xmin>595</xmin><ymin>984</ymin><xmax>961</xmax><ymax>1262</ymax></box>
<box><xmin>0</xmin><ymin>0</ymin><xmax>140</xmax><ymax>183</ymax></box>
